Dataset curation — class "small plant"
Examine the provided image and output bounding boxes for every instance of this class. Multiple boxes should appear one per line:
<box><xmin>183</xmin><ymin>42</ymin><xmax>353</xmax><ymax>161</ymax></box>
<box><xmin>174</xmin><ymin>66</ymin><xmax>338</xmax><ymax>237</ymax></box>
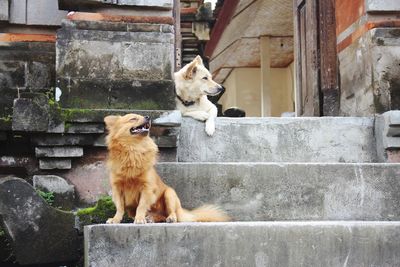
<box><xmin>36</xmin><ymin>190</ymin><xmax>55</xmax><ymax>206</ymax></box>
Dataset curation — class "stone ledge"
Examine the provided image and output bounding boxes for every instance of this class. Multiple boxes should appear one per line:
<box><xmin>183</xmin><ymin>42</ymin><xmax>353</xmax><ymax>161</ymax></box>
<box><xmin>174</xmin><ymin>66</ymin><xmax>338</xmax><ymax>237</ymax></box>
<box><xmin>85</xmin><ymin>222</ymin><xmax>400</xmax><ymax>267</ymax></box>
<box><xmin>178</xmin><ymin>117</ymin><xmax>377</xmax><ymax>163</ymax></box>
<box><xmin>59</xmin><ymin>0</ymin><xmax>173</xmax><ymax>10</ymax></box>
<box><xmin>157</xmin><ymin>162</ymin><xmax>400</xmax><ymax>221</ymax></box>
<box><xmin>35</xmin><ymin>147</ymin><xmax>83</xmax><ymax>158</ymax></box>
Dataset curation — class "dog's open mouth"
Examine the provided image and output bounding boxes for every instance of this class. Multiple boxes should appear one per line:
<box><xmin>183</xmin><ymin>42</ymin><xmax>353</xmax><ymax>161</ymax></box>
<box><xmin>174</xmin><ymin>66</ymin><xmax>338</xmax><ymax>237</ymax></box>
<box><xmin>130</xmin><ymin>122</ymin><xmax>151</xmax><ymax>135</ymax></box>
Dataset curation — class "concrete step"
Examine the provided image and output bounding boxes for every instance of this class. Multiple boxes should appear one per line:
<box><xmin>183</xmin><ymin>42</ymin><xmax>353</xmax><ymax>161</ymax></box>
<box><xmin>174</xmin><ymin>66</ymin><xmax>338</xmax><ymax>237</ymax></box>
<box><xmin>85</xmin><ymin>221</ymin><xmax>400</xmax><ymax>267</ymax></box>
<box><xmin>156</xmin><ymin>162</ymin><xmax>400</xmax><ymax>221</ymax></box>
<box><xmin>178</xmin><ymin>117</ymin><xmax>378</xmax><ymax>162</ymax></box>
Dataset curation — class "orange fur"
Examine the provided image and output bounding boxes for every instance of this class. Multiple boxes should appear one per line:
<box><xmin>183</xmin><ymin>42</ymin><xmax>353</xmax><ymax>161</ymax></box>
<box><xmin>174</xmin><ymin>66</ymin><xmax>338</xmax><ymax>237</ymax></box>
<box><xmin>104</xmin><ymin>113</ymin><xmax>229</xmax><ymax>224</ymax></box>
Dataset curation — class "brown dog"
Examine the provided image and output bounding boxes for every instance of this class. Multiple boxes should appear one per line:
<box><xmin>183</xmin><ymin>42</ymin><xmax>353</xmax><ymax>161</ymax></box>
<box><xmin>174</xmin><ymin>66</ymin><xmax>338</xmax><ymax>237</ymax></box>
<box><xmin>104</xmin><ymin>113</ymin><xmax>229</xmax><ymax>224</ymax></box>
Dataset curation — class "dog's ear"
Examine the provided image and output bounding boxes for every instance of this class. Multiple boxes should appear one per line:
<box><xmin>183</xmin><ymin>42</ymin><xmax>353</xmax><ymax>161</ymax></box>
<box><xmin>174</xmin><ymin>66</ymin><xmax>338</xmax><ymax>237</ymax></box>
<box><xmin>184</xmin><ymin>60</ymin><xmax>198</xmax><ymax>80</ymax></box>
<box><xmin>104</xmin><ymin>115</ymin><xmax>120</xmax><ymax>130</ymax></box>
<box><xmin>194</xmin><ymin>55</ymin><xmax>203</xmax><ymax>65</ymax></box>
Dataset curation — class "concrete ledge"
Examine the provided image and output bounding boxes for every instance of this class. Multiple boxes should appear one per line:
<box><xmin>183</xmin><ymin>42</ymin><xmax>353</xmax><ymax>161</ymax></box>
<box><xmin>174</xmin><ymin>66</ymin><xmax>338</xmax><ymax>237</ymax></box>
<box><xmin>178</xmin><ymin>117</ymin><xmax>377</xmax><ymax>162</ymax></box>
<box><xmin>85</xmin><ymin>221</ymin><xmax>400</xmax><ymax>267</ymax></box>
<box><xmin>157</xmin><ymin>163</ymin><xmax>400</xmax><ymax>220</ymax></box>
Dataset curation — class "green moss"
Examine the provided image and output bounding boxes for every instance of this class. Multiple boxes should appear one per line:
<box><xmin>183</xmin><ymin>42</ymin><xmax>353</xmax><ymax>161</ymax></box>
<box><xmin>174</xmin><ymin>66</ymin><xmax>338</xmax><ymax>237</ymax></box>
<box><xmin>0</xmin><ymin>115</ymin><xmax>12</xmax><ymax>123</ymax></box>
<box><xmin>77</xmin><ymin>196</ymin><xmax>132</xmax><ymax>226</ymax></box>
<box><xmin>61</xmin><ymin>108</ymin><xmax>93</xmax><ymax>122</ymax></box>
<box><xmin>37</xmin><ymin>190</ymin><xmax>55</xmax><ymax>206</ymax></box>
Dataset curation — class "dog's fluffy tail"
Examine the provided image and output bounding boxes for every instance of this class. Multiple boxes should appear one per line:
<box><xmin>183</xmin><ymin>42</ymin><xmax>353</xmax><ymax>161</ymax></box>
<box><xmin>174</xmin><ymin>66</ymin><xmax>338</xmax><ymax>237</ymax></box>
<box><xmin>177</xmin><ymin>205</ymin><xmax>230</xmax><ymax>222</ymax></box>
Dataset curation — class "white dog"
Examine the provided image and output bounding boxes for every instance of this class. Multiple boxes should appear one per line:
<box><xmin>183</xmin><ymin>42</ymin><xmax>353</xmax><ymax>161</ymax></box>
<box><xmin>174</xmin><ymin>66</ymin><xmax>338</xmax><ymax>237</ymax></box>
<box><xmin>174</xmin><ymin>56</ymin><xmax>224</xmax><ymax>136</ymax></box>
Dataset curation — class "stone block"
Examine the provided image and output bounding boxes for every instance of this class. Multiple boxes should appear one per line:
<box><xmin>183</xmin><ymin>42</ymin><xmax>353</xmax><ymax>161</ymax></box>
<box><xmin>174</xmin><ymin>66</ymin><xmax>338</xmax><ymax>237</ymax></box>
<box><xmin>26</xmin><ymin>0</ymin><xmax>67</xmax><ymax>26</ymax></box>
<box><xmin>178</xmin><ymin>117</ymin><xmax>377</xmax><ymax>163</ymax></box>
<box><xmin>35</xmin><ymin>146</ymin><xmax>83</xmax><ymax>158</ymax></box>
<box><xmin>56</xmin><ymin>19</ymin><xmax>175</xmax><ymax>109</ymax></box>
<box><xmin>32</xmin><ymin>134</ymin><xmax>94</xmax><ymax>146</ymax></box>
<box><xmin>366</xmin><ymin>0</ymin><xmax>400</xmax><ymax>12</ymax></box>
<box><xmin>12</xmin><ymin>97</ymin><xmax>50</xmax><ymax>132</ymax></box>
<box><xmin>39</xmin><ymin>159</ymin><xmax>72</xmax><ymax>170</ymax></box>
<box><xmin>58</xmin><ymin>78</ymin><xmax>175</xmax><ymax>109</ymax></box>
<box><xmin>0</xmin><ymin>156</ymin><xmax>39</xmax><ymax>174</ymax></box>
<box><xmin>0</xmin><ymin>177</ymin><xmax>80</xmax><ymax>265</ymax></box>
<box><xmin>0</xmin><ymin>0</ymin><xmax>9</xmax><ymax>21</ymax></box>
<box><xmin>33</xmin><ymin>175</ymin><xmax>75</xmax><ymax>210</ymax></box>
<box><xmin>0</xmin><ymin>42</ymin><xmax>55</xmax><ymax>90</ymax></box>
<box><xmin>85</xmin><ymin>222</ymin><xmax>400</xmax><ymax>267</ymax></box>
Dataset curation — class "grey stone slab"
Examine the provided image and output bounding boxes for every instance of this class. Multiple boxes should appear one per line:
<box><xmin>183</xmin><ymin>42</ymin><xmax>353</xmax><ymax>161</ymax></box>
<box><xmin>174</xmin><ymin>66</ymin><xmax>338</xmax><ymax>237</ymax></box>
<box><xmin>0</xmin><ymin>0</ymin><xmax>9</xmax><ymax>21</ymax></box>
<box><xmin>33</xmin><ymin>175</ymin><xmax>75</xmax><ymax>210</ymax></box>
<box><xmin>366</xmin><ymin>0</ymin><xmax>400</xmax><ymax>12</ymax></box>
<box><xmin>26</xmin><ymin>0</ymin><xmax>67</xmax><ymax>26</ymax></box>
<box><xmin>0</xmin><ymin>156</ymin><xmax>38</xmax><ymax>174</ymax></box>
<box><xmin>0</xmin><ymin>177</ymin><xmax>80</xmax><ymax>265</ymax></box>
<box><xmin>178</xmin><ymin>117</ymin><xmax>377</xmax><ymax>163</ymax></box>
<box><xmin>156</xmin><ymin>162</ymin><xmax>400</xmax><ymax>221</ymax></box>
<box><xmin>85</xmin><ymin>222</ymin><xmax>400</xmax><ymax>267</ymax></box>
<box><xmin>12</xmin><ymin>97</ymin><xmax>50</xmax><ymax>132</ymax></box>
<box><xmin>35</xmin><ymin>147</ymin><xmax>83</xmax><ymax>158</ymax></box>
<box><xmin>56</xmin><ymin>33</ymin><xmax>174</xmax><ymax>80</ymax></box>
<box><xmin>32</xmin><ymin>134</ymin><xmax>95</xmax><ymax>146</ymax></box>
<box><xmin>39</xmin><ymin>159</ymin><xmax>72</xmax><ymax>170</ymax></box>
<box><xmin>9</xmin><ymin>0</ymin><xmax>26</xmax><ymax>24</ymax></box>
<box><xmin>66</xmin><ymin>123</ymin><xmax>105</xmax><ymax>134</ymax></box>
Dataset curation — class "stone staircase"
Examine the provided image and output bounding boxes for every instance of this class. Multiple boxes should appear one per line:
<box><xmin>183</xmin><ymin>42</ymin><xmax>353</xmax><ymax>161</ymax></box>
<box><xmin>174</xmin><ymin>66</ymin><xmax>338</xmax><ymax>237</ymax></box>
<box><xmin>85</xmin><ymin>115</ymin><xmax>400</xmax><ymax>267</ymax></box>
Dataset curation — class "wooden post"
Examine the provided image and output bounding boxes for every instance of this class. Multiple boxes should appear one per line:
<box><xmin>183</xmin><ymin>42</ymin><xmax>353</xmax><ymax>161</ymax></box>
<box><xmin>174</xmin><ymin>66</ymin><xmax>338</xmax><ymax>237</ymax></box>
<box><xmin>260</xmin><ymin>36</ymin><xmax>272</xmax><ymax>117</ymax></box>
<box><xmin>319</xmin><ymin>0</ymin><xmax>339</xmax><ymax>116</ymax></box>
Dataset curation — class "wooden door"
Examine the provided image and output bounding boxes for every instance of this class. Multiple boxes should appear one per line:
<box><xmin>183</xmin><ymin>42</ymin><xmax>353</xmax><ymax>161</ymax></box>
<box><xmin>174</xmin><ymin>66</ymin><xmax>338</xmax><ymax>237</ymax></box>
<box><xmin>294</xmin><ymin>0</ymin><xmax>339</xmax><ymax>116</ymax></box>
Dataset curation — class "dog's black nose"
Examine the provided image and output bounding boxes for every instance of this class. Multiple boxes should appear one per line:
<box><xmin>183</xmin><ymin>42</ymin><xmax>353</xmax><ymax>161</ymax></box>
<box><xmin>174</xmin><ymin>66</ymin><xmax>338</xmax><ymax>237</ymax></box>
<box><xmin>218</xmin><ymin>85</ymin><xmax>225</xmax><ymax>93</ymax></box>
<box><xmin>144</xmin><ymin>116</ymin><xmax>150</xmax><ymax>121</ymax></box>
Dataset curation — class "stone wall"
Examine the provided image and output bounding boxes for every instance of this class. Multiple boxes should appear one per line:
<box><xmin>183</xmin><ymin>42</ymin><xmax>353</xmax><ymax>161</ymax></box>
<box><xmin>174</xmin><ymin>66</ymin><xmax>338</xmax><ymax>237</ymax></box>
<box><xmin>336</xmin><ymin>0</ymin><xmax>400</xmax><ymax>116</ymax></box>
<box><xmin>56</xmin><ymin>19</ymin><xmax>176</xmax><ymax>109</ymax></box>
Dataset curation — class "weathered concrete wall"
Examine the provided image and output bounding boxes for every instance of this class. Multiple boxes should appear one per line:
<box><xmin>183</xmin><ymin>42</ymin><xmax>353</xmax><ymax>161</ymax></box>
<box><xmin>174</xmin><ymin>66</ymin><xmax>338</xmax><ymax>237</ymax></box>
<box><xmin>339</xmin><ymin>28</ymin><xmax>400</xmax><ymax>116</ymax></box>
<box><xmin>85</xmin><ymin>222</ymin><xmax>400</xmax><ymax>267</ymax></box>
<box><xmin>178</xmin><ymin>117</ymin><xmax>377</xmax><ymax>162</ymax></box>
<box><xmin>0</xmin><ymin>42</ymin><xmax>55</xmax><ymax>117</ymax></box>
<box><xmin>56</xmin><ymin>20</ymin><xmax>175</xmax><ymax>109</ymax></box>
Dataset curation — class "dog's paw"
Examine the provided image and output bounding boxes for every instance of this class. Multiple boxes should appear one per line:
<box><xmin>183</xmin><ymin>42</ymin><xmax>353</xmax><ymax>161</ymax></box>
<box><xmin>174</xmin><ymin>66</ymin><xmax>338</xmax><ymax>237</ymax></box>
<box><xmin>106</xmin><ymin>217</ymin><xmax>121</xmax><ymax>224</ymax></box>
<box><xmin>205</xmin><ymin>120</ymin><xmax>215</xmax><ymax>136</ymax></box>
<box><xmin>166</xmin><ymin>214</ymin><xmax>177</xmax><ymax>223</ymax></box>
<box><xmin>191</xmin><ymin>111</ymin><xmax>209</xmax><ymax>121</ymax></box>
<box><xmin>134</xmin><ymin>216</ymin><xmax>147</xmax><ymax>224</ymax></box>
<box><xmin>145</xmin><ymin>215</ymin><xmax>154</xmax><ymax>223</ymax></box>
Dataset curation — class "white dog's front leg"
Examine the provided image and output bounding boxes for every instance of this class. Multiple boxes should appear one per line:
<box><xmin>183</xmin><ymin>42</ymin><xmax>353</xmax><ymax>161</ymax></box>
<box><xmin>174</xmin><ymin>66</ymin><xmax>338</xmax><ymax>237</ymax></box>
<box><xmin>205</xmin><ymin>105</ymin><xmax>217</xmax><ymax>136</ymax></box>
<box><xmin>183</xmin><ymin>110</ymin><xmax>209</xmax><ymax>121</ymax></box>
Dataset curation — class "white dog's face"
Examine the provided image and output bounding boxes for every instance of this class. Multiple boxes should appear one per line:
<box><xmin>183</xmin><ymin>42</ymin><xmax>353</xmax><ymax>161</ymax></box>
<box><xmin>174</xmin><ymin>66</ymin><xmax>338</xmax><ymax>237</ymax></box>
<box><xmin>174</xmin><ymin>56</ymin><xmax>223</xmax><ymax>99</ymax></box>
